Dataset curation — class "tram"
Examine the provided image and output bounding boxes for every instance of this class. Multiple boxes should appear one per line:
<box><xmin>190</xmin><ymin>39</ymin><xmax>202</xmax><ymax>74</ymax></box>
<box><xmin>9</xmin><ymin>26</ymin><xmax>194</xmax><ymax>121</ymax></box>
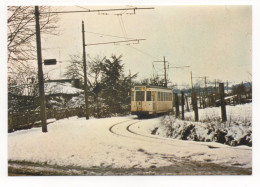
<box><xmin>131</xmin><ymin>85</ymin><xmax>174</xmax><ymax>117</ymax></box>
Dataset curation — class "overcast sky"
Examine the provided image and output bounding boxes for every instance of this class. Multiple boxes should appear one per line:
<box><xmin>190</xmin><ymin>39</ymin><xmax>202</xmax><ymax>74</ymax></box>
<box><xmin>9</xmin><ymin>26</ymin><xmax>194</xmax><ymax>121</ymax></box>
<box><xmin>41</xmin><ymin>5</ymin><xmax>251</xmax><ymax>87</ymax></box>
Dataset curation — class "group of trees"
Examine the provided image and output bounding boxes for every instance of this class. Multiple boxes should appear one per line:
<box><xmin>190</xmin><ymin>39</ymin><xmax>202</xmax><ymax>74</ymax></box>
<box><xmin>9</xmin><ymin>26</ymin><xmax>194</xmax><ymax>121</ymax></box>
<box><xmin>8</xmin><ymin>6</ymin><xmax>59</xmax><ymax>114</ymax></box>
<box><xmin>7</xmin><ymin>6</ymin><xmax>139</xmax><ymax>118</ymax></box>
<box><xmin>64</xmin><ymin>54</ymin><xmax>137</xmax><ymax>118</ymax></box>
<box><xmin>7</xmin><ymin>6</ymin><xmax>252</xmax><ymax>119</ymax></box>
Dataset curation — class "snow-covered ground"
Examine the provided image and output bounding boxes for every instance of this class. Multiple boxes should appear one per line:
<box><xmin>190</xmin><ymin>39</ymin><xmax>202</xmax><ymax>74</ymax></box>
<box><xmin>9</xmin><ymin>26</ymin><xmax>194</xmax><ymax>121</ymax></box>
<box><xmin>8</xmin><ymin>111</ymin><xmax>252</xmax><ymax>171</ymax></box>
<box><xmin>154</xmin><ymin>103</ymin><xmax>252</xmax><ymax>147</ymax></box>
<box><xmin>185</xmin><ymin>103</ymin><xmax>252</xmax><ymax>123</ymax></box>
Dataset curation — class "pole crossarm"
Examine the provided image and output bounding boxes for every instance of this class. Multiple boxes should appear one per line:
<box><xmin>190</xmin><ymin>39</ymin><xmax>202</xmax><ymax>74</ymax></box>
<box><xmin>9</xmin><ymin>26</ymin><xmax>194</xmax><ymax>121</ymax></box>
<box><xmin>169</xmin><ymin>66</ymin><xmax>190</xmax><ymax>69</ymax></box>
<box><xmin>193</xmin><ymin>76</ymin><xmax>208</xmax><ymax>79</ymax></box>
<box><xmin>85</xmin><ymin>39</ymin><xmax>145</xmax><ymax>46</ymax></box>
<box><xmin>41</xmin><ymin>7</ymin><xmax>154</xmax><ymax>14</ymax></box>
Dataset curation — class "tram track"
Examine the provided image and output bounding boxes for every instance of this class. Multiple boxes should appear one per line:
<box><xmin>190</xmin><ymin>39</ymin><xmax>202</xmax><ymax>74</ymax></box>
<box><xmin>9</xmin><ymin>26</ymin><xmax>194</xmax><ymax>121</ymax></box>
<box><xmin>112</xmin><ymin>118</ymin><xmax>251</xmax><ymax>151</ymax></box>
<box><xmin>108</xmin><ymin>118</ymin><xmax>186</xmax><ymax>148</ymax></box>
<box><xmin>108</xmin><ymin>119</ymin><xmax>139</xmax><ymax>138</ymax></box>
<box><xmin>109</xmin><ymin>118</ymin><xmax>209</xmax><ymax>148</ymax></box>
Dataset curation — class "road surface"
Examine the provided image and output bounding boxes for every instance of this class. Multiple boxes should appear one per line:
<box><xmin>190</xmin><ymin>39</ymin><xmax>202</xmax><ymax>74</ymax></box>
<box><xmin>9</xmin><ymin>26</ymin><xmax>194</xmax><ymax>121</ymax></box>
<box><xmin>8</xmin><ymin>116</ymin><xmax>252</xmax><ymax>175</ymax></box>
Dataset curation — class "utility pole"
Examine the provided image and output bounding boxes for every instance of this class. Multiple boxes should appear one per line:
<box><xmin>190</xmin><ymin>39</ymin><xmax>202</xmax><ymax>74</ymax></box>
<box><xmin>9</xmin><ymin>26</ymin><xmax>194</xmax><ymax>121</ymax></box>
<box><xmin>164</xmin><ymin>56</ymin><xmax>167</xmax><ymax>87</ymax></box>
<box><xmin>35</xmin><ymin>6</ymin><xmax>152</xmax><ymax>123</ymax></box>
<box><xmin>204</xmin><ymin>76</ymin><xmax>208</xmax><ymax>107</ymax></box>
<box><xmin>199</xmin><ymin>86</ymin><xmax>202</xmax><ymax>108</ymax></box>
<box><xmin>35</xmin><ymin>6</ymin><xmax>47</xmax><ymax>132</ymax></box>
<box><xmin>214</xmin><ymin>79</ymin><xmax>217</xmax><ymax>106</ymax></box>
<box><xmin>82</xmin><ymin>21</ymin><xmax>89</xmax><ymax>119</ymax></box>
<box><xmin>226</xmin><ymin>80</ymin><xmax>228</xmax><ymax>95</ymax></box>
<box><xmin>190</xmin><ymin>71</ymin><xmax>193</xmax><ymax>91</ymax></box>
<box><xmin>153</xmin><ymin>56</ymin><xmax>168</xmax><ymax>87</ymax></box>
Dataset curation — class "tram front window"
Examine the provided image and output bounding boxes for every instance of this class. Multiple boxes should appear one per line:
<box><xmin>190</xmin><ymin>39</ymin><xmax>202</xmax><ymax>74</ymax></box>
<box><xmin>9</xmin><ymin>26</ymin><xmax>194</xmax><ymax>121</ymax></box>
<box><xmin>146</xmin><ymin>91</ymin><xmax>151</xmax><ymax>101</ymax></box>
<box><xmin>136</xmin><ymin>91</ymin><xmax>145</xmax><ymax>101</ymax></box>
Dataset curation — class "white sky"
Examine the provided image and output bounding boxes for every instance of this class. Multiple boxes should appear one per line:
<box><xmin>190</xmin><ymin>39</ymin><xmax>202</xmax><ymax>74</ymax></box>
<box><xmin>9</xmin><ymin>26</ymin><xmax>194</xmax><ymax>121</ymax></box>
<box><xmin>41</xmin><ymin>5</ymin><xmax>252</xmax><ymax>87</ymax></box>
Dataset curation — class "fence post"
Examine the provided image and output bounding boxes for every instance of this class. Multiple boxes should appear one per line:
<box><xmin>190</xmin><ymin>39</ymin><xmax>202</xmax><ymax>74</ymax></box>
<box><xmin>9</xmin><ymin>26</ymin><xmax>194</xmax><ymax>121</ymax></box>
<box><xmin>8</xmin><ymin>114</ymin><xmax>13</xmax><ymax>132</ymax></box>
<box><xmin>219</xmin><ymin>83</ymin><xmax>227</xmax><ymax>122</ymax></box>
<box><xmin>181</xmin><ymin>92</ymin><xmax>185</xmax><ymax>120</ymax></box>
<box><xmin>198</xmin><ymin>87</ymin><xmax>202</xmax><ymax>108</ymax></box>
<box><xmin>192</xmin><ymin>92</ymin><xmax>199</xmax><ymax>121</ymax></box>
<box><xmin>185</xmin><ymin>96</ymin><xmax>190</xmax><ymax>112</ymax></box>
<box><xmin>175</xmin><ymin>93</ymin><xmax>179</xmax><ymax>118</ymax></box>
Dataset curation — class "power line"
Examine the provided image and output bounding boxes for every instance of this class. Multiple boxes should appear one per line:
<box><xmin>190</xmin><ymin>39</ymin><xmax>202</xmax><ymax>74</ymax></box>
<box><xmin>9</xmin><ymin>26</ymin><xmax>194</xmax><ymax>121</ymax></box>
<box><xmin>127</xmin><ymin>45</ymin><xmax>161</xmax><ymax>60</ymax></box>
<box><xmin>74</xmin><ymin>6</ymin><xmax>90</xmax><ymax>11</ymax></box>
<box><xmin>117</xmin><ymin>15</ymin><xmax>127</xmax><ymax>38</ymax></box>
<box><xmin>86</xmin><ymin>30</ymin><xmax>135</xmax><ymax>40</ymax></box>
<box><xmin>120</xmin><ymin>15</ymin><xmax>128</xmax><ymax>38</ymax></box>
<box><xmin>41</xmin><ymin>7</ymin><xmax>154</xmax><ymax>14</ymax></box>
<box><xmin>85</xmin><ymin>39</ymin><xmax>145</xmax><ymax>46</ymax></box>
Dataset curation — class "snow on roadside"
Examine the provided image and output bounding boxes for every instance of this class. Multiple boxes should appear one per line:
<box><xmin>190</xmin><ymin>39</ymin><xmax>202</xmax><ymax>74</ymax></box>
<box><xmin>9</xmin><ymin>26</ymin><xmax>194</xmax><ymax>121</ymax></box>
<box><xmin>128</xmin><ymin>118</ymin><xmax>251</xmax><ymax>168</ymax></box>
<box><xmin>8</xmin><ymin>113</ymin><xmax>252</xmax><ymax>170</ymax></box>
<box><xmin>153</xmin><ymin>103</ymin><xmax>252</xmax><ymax>146</ymax></box>
<box><xmin>185</xmin><ymin>103</ymin><xmax>252</xmax><ymax>123</ymax></box>
<box><xmin>9</xmin><ymin>116</ymin><xmax>171</xmax><ymax>169</ymax></box>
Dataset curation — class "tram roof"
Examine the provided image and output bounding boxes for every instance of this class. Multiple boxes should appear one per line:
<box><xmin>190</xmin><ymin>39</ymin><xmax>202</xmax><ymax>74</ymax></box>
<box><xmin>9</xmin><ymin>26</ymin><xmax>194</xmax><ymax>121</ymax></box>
<box><xmin>132</xmin><ymin>85</ymin><xmax>173</xmax><ymax>91</ymax></box>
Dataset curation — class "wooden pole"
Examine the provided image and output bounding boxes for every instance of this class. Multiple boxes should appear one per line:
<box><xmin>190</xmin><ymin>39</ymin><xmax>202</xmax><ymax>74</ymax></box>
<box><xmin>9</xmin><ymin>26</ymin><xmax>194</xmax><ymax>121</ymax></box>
<box><xmin>199</xmin><ymin>86</ymin><xmax>202</xmax><ymax>108</ymax></box>
<box><xmin>192</xmin><ymin>92</ymin><xmax>199</xmax><ymax>122</ymax></box>
<box><xmin>214</xmin><ymin>79</ymin><xmax>217</xmax><ymax>106</ymax></box>
<box><xmin>185</xmin><ymin>96</ymin><xmax>190</xmax><ymax>112</ymax></box>
<box><xmin>190</xmin><ymin>71</ymin><xmax>193</xmax><ymax>90</ymax></box>
<box><xmin>204</xmin><ymin>76</ymin><xmax>208</xmax><ymax>107</ymax></box>
<box><xmin>164</xmin><ymin>56</ymin><xmax>167</xmax><ymax>87</ymax></box>
<box><xmin>82</xmin><ymin>21</ymin><xmax>89</xmax><ymax>119</ymax></box>
<box><xmin>226</xmin><ymin>80</ymin><xmax>228</xmax><ymax>95</ymax></box>
<box><xmin>219</xmin><ymin>83</ymin><xmax>227</xmax><ymax>122</ymax></box>
<box><xmin>35</xmin><ymin>6</ymin><xmax>47</xmax><ymax>132</ymax></box>
<box><xmin>175</xmin><ymin>93</ymin><xmax>179</xmax><ymax>118</ymax></box>
<box><xmin>181</xmin><ymin>92</ymin><xmax>185</xmax><ymax>120</ymax></box>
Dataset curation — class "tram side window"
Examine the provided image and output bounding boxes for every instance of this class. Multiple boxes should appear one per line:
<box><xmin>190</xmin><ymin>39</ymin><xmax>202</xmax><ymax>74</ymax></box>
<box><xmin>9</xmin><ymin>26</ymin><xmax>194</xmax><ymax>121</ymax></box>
<box><xmin>146</xmin><ymin>91</ymin><xmax>151</xmax><ymax>101</ymax></box>
<box><xmin>161</xmin><ymin>92</ymin><xmax>164</xmax><ymax>101</ymax></box>
<box><xmin>131</xmin><ymin>91</ymin><xmax>134</xmax><ymax>101</ymax></box>
<box><xmin>136</xmin><ymin>91</ymin><xmax>145</xmax><ymax>101</ymax></box>
<box><xmin>158</xmin><ymin>92</ymin><xmax>161</xmax><ymax>101</ymax></box>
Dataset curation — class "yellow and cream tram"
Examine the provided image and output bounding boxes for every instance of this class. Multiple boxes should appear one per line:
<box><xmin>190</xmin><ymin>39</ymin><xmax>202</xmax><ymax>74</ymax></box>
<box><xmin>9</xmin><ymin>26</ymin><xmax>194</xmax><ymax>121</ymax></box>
<box><xmin>131</xmin><ymin>85</ymin><xmax>174</xmax><ymax>117</ymax></box>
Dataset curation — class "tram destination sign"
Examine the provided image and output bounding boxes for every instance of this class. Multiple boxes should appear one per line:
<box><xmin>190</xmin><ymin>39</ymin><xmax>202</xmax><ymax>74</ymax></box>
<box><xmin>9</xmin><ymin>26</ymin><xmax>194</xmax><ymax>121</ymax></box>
<box><xmin>135</xmin><ymin>86</ymin><xmax>145</xmax><ymax>91</ymax></box>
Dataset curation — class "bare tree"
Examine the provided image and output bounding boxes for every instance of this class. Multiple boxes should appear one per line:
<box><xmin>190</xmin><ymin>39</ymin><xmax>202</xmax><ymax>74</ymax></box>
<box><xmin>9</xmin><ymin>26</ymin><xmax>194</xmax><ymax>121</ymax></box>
<box><xmin>8</xmin><ymin>6</ymin><xmax>59</xmax><ymax>71</ymax></box>
<box><xmin>64</xmin><ymin>54</ymin><xmax>106</xmax><ymax>117</ymax></box>
<box><xmin>64</xmin><ymin>54</ymin><xmax>84</xmax><ymax>80</ymax></box>
<box><xmin>8</xmin><ymin>63</ymin><xmax>54</xmax><ymax>113</ymax></box>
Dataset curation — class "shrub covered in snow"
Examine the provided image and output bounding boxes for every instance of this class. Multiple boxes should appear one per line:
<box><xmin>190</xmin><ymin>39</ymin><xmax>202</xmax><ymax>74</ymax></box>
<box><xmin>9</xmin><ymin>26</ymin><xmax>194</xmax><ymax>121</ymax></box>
<box><xmin>153</xmin><ymin>104</ymin><xmax>252</xmax><ymax>147</ymax></box>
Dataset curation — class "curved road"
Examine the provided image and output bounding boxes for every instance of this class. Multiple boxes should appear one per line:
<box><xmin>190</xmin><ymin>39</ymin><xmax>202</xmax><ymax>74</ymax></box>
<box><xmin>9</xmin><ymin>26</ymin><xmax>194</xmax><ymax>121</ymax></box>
<box><xmin>8</xmin><ymin>116</ymin><xmax>252</xmax><ymax>175</ymax></box>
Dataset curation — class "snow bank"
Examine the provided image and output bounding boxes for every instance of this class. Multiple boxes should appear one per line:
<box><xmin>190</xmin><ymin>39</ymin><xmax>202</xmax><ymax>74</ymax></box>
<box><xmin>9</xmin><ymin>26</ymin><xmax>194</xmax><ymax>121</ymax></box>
<box><xmin>154</xmin><ymin>103</ymin><xmax>252</xmax><ymax>146</ymax></box>
<box><xmin>8</xmin><ymin>114</ymin><xmax>251</xmax><ymax>170</ymax></box>
<box><xmin>9</xmin><ymin>116</ymin><xmax>171</xmax><ymax>169</ymax></box>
